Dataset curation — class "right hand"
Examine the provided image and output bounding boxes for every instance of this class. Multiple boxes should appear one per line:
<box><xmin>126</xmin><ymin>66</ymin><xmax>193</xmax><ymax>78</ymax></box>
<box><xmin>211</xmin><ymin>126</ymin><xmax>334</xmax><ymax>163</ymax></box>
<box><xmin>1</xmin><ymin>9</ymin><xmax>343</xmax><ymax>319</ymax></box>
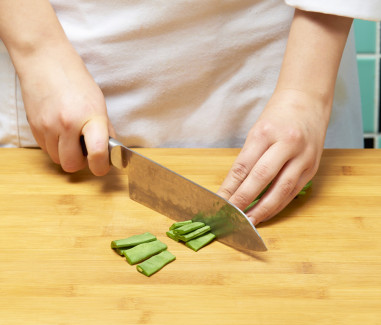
<box><xmin>18</xmin><ymin>44</ymin><xmax>115</xmax><ymax>176</ymax></box>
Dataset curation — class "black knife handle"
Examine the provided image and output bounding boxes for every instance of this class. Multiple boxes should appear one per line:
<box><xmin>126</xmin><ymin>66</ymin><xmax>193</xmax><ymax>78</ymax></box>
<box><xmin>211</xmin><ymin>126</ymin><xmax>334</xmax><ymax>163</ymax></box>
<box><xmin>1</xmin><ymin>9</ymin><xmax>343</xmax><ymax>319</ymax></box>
<box><xmin>80</xmin><ymin>135</ymin><xmax>88</xmax><ymax>157</ymax></box>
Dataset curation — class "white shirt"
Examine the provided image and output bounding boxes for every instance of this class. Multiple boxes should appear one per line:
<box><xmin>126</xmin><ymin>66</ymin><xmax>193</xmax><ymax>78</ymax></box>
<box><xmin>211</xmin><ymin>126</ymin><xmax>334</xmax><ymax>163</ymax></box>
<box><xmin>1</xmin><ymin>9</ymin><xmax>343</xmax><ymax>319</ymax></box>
<box><xmin>286</xmin><ymin>0</ymin><xmax>381</xmax><ymax>21</ymax></box>
<box><xmin>1</xmin><ymin>0</ymin><xmax>380</xmax><ymax>149</ymax></box>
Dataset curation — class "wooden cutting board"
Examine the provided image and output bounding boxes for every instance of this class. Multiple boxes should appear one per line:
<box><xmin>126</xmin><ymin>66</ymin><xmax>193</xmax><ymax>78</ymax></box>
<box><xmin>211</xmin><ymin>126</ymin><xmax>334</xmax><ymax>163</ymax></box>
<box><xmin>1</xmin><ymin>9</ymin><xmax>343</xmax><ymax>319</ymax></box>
<box><xmin>0</xmin><ymin>148</ymin><xmax>380</xmax><ymax>325</ymax></box>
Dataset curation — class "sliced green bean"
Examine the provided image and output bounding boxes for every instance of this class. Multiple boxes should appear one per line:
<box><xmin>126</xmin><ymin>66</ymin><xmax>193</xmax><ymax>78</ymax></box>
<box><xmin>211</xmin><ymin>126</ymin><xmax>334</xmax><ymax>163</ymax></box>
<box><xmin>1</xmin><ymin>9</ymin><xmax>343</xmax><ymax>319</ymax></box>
<box><xmin>115</xmin><ymin>247</ymin><xmax>130</xmax><ymax>256</ymax></box>
<box><xmin>177</xmin><ymin>225</ymin><xmax>211</xmax><ymax>242</ymax></box>
<box><xmin>173</xmin><ymin>221</ymin><xmax>205</xmax><ymax>235</ymax></box>
<box><xmin>166</xmin><ymin>230</ymin><xmax>180</xmax><ymax>242</ymax></box>
<box><xmin>124</xmin><ymin>240</ymin><xmax>167</xmax><ymax>265</ymax></box>
<box><xmin>186</xmin><ymin>232</ymin><xmax>216</xmax><ymax>251</ymax></box>
<box><xmin>111</xmin><ymin>232</ymin><xmax>156</xmax><ymax>249</ymax></box>
<box><xmin>169</xmin><ymin>220</ymin><xmax>192</xmax><ymax>230</ymax></box>
<box><xmin>136</xmin><ymin>250</ymin><xmax>176</xmax><ymax>277</ymax></box>
<box><xmin>243</xmin><ymin>198</ymin><xmax>260</xmax><ymax>213</ymax></box>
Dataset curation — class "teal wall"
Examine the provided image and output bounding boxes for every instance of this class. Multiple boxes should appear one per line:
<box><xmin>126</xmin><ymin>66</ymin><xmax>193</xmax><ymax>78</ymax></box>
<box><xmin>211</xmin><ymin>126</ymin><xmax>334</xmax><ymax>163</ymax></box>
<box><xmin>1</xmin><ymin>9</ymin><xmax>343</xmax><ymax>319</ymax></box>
<box><xmin>353</xmin><ymin>20</ymin><xmax>380</xmax><ymax>148</ymax></box>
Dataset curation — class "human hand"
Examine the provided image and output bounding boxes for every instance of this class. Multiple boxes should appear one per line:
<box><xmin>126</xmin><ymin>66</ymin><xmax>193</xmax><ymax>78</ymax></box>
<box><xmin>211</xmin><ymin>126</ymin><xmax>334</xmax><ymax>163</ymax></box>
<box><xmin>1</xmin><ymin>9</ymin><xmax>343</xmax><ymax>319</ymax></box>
<box><xmin>217</xmin><ymin>89</ymin><xmax>329</xmax><ymax>225</ymax></box>
<box><xmin>217</xmin><ymin>8</ymin><xmax>353</xmax><ymax>225</ymax></box>
<box><xmin>0</xmin><ymin>0</ymin><xmax>115</xmax><ymax>175</ymax></box>
<box><xmin>18</xmin><ymin>45</ymin><xmax>115</xmax><ymax>176</ymax></box>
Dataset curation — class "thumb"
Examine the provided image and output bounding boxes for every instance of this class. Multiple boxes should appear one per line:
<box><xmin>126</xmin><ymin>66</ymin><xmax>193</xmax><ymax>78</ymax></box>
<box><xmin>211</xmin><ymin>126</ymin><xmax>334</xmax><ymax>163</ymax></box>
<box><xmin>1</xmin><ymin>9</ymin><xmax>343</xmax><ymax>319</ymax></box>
<box><xmin>81</xmin><ymin>115</ymin><xmax>111</xmax><ymax>176</ymax></box>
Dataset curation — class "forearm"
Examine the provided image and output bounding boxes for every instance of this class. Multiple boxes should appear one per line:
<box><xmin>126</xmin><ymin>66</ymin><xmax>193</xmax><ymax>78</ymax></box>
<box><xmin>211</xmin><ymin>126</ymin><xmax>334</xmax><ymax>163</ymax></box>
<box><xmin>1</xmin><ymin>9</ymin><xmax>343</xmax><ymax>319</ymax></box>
<box><xmin>0</xmin><ymin>0</ymin><xmax>76</xmax><ymax>75</ymax></box>
<box><xmin>276</xmin><ymin>9</ymin><xmax>353</xmax><ymax>110</ymax></box>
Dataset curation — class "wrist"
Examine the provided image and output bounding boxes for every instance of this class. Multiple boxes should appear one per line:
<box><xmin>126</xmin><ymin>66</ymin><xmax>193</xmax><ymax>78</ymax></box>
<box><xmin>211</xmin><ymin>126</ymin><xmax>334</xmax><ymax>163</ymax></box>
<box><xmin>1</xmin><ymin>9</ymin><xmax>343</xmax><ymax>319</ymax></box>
<box><xmin>274</xmin><ymin>82</ymin><xmax>335</xmax><ymax>110</ymax></box>
<box><xmin>0</xmin><ymin>1</ymin><xmax>74</xmax><ymax>78</ymax></box>
<box><xmin>13</xmin><ymin>39</ymin><xmax>80</xmax><ymax>81</ymax></box>
<box><xmin>269</xmin><ymin>88</ymin><xmax>332</xmax><ymax>126</ymax></box>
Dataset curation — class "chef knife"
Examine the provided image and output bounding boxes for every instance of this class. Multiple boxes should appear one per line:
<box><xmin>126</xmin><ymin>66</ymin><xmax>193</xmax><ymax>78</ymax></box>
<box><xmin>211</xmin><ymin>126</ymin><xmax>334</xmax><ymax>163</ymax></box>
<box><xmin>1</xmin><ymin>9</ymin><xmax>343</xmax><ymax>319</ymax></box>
<box><xmin>82</xmin><ymin>136</ymin><xmax>267</xmax><ymax>252</ymax></box>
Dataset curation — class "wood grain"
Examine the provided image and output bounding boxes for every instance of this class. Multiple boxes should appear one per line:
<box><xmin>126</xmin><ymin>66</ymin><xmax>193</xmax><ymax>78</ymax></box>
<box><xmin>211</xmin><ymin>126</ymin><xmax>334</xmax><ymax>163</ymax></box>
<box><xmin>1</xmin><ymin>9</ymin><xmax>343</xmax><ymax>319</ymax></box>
<box><xmin>0</xmin><ymin>148</ymin><xmax>380</xmax><ymax>325</ymax></box>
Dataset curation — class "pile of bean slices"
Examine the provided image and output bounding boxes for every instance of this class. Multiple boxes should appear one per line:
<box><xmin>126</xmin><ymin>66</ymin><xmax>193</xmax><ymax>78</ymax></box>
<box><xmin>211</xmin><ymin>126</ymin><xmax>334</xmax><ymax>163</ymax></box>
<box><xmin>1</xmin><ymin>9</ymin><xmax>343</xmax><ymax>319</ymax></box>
<box><xmin>111</xmin><ymin>220</ymin><xmax>215</xmax><ymax>277</ymax></box>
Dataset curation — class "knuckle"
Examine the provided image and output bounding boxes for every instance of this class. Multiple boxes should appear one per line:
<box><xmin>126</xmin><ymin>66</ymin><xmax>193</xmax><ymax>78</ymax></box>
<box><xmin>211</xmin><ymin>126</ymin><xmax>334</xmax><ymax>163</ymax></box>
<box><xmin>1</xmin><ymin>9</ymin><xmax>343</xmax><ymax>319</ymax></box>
<box><xmin>230</xmin><ymin>162</ymin><xmax>250</xmax><ymax>183</ymax></box>
<box><xmin>279</xmin><ymin>179</ymin><xmax>295</xmax><ymax>197</ymax></box>
<box><xmin>301</xmin><ymin>150</ymin><xmax>320</xmax><ymax>175</ymax></box>
<box><xmin>310</xmin><ymin>156</ymin><xmax>321</xmax><ymax>174</ymax></box>
<box><xmin>248</xmin><ymin>121</ymin><xmax>273</xmax><ymax>140</ymax></box>
<box><xmin>58</xmin><ymin>112</ymin><xmax>75</xmax><ymax>131</ymax></box>
<box><xmin>304</xmin><ymin>155</ymin><xmax>316</xmax><ymax>169</ymax></box>
<box><xmin>39</xmin><ymin>115</ymin><xmax>51</xmax><ymax>132</ymax></box>
<box><xmin>252</xmin><ymin>163</ymin><xmax>270</xmax><ymax>181</ymax></box>
<box><xmin>290</xmin><ymin>186</ymin><xmax>301</xmax><ymax>198</ymax></box>
<box><xmin>218</xmin><ymin>187</ymin><xmax>234</xmax><ymax>200</ymax></box>
<box><xmin>284</xmin><ymin>128</ymin><xmax>304</xmax><ymax>144</ymax></box>
<box><xmin>232</xmin><ymin>192</ymin><xmax>252</xmax><ymax>209</ymax></box>
<box><xmin>254</xmin><ymin>204</ymin><xmax>272</xmax><ymax>222</ymax></box>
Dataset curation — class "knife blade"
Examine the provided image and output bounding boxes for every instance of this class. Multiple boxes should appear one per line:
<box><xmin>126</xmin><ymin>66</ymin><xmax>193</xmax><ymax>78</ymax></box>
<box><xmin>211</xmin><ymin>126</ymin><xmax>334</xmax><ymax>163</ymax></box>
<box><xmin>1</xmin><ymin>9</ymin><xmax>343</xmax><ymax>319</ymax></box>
<box><xmin>107</xmin><ymin>137</ymin><xmax>267</xmax><ymax>252</ymax></box>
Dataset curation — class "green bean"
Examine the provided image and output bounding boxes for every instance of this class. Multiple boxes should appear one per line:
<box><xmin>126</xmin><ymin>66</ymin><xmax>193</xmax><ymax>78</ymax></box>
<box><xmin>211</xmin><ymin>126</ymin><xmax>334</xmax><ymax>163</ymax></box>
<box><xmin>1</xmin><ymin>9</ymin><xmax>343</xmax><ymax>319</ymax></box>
<box><xmin>173</xmin><ymin>221</ymin><xmax>205</xmax><ymax>235</ymax></box>
<box><xmin>115</xmin><ymin>247</ymin><xmax>130</xmax><ymax>256</ymax></box>
<box><xmin>111</xmin><ymin>232</ymin><xmax>156</xmax><ymax>249</ymax></box>
<box><xmin>185</xmin><ymin>232</ymin><xmax>216</xmax><ymax>251</ymax></box>
<box><xmin>177</xmin><ymin>225</ymin><xmax>211</xmax><ymax>242</ymax></box>
<box><xmin>124</xmin><ymin>240</ymin><xmax>167</xmax><ymax>265</ymax></box>
<box><xmin>169</xmin><ymin>220</ymin><xmax>193</xmax><ymax>230</ymax></box>
<box><xmin>137</xmin><ymin>250</ymin><xmax>176</xmax><ymax>277</ymax></box>
<box><xmin>166</xmin><ymin>230</ymin><xmax>180</xmax><ymax>242</ymax></box>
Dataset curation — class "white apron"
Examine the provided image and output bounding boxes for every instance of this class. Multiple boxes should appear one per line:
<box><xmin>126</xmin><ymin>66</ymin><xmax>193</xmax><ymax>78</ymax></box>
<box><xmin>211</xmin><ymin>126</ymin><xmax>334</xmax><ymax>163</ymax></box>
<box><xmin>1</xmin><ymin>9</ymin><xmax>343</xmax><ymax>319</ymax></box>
<box><xmin>1</xmin><ymin>0</ymin><xmax>377</xmax><ymax>149</ymax></box>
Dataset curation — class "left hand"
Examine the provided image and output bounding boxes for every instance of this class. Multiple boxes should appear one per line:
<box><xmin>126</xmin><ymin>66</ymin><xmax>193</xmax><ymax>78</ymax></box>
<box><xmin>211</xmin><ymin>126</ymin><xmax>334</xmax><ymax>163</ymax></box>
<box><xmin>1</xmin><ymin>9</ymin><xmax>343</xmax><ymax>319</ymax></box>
<box><xmin>217</xmin><ymin>9</ymin><xmax>353</xmax><ymax>226</ymax></box>
<box><xmin>217</xmin><ymin>89</ymin><xmax>328</xmax><ymax>225</ymax></box>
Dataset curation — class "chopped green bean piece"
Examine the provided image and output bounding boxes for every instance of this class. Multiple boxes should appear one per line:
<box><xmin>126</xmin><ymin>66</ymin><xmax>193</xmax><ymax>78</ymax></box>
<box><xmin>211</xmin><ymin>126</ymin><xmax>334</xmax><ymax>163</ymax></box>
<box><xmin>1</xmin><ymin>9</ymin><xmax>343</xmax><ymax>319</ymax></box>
<box><xmin>177</xmin><ymin>225</ymin><xmax>211</xmax><ymax>242</ymax></box>
<box><xmin>173</xmin><ymin>221</ymin><xmax>205</xmax><ymax>235</ymax></box>
<box><xmin>136</xmin><ymin>250</ymin><xmax>176</xmax><ymax>277</ymax></box>
<box><xmin>169</xmin><ymin>220</ymin><xmax>192</xmax><ymax>230</ymax></box>
<box><xmin>166</xmin><ymin>230</ymin><xmax>180</xmax><ymax>242</ymax></box>
<box><xmin>115</xmin><ymin>247</ymin><xmax>130</xmax><ymax>256</ymax></box>
<box><xmin>111</xmin><ymin>232</ymin><xmax>156</xmax><ymax>249</ymax></box>
<box><xmin>124</xmin><ymin>240</ymin><xmax>167</xmax><ymax>265</ymax></box>
<box><xmin>186</xmin><ymin>232</ymin><xmax>216</xmax><ymax>251</ymax></box>
<box><xmin>243</xmin><ymin>198</ymin><xmax>260</xmax><ymax>213</ymax></box>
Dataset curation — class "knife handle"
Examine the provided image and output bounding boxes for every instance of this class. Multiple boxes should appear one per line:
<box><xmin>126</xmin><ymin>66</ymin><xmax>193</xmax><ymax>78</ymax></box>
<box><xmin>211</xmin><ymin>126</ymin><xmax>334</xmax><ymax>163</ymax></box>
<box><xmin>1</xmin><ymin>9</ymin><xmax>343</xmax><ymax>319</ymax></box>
<box><xmin>80</xmin><ymin>135</ymin><xmax>123</xmax><ymax>165</ymax></box>
<box><xmin>80</xmin><ymin>135</ymin><xmax>88</xmax><ymax>157</ymax></box>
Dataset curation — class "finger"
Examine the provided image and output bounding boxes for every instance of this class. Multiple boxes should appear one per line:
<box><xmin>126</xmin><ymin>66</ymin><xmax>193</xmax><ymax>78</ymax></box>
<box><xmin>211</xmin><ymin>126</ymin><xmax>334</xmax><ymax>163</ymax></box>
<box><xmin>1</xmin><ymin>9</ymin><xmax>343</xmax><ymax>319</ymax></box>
<box><xmin>217</xmin><ymin>140</ymin><xmax>269</xmax><ymax>201</ymax></box>
<box><xmin>246</xmin><ymin>161</ymin><xmax>310</xmax><ymax>225</ymax></box>
<box><xmin>28</xmin><ymin>124</ymin><xmax>47</xmax><ymax>153</ymax></box>
<box><xmin>108</xmin><ymin>120</ymin><xmax>117</xmax><ymax>138</ymax></box>
<box><xmin>82</xmin><ymin>116</ymin><xmax>110</xmax><ymax>176</ymax></box>
<box><xmin>229</xmin><ymin>142</ymin><xmax>297</xmax><ymax>211</ymax></box>
<box><xmin>259</xmin><ymin>174</ymin><xmax>315</xmax><ymax>225</ymax></box>
<box><xmin>58</xmin><ymin>132</ymin><xmax>87</xmax><ymax>173</ymax></box>
<box><xmin>44</xmin><ymin>131</ymin><xmax>60</xmax><ymax>164</ymax></box>
<box><xmin>28</xmin><ymin>115</ymin><xmax>59</xmax><ymax>162</ymax></box>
